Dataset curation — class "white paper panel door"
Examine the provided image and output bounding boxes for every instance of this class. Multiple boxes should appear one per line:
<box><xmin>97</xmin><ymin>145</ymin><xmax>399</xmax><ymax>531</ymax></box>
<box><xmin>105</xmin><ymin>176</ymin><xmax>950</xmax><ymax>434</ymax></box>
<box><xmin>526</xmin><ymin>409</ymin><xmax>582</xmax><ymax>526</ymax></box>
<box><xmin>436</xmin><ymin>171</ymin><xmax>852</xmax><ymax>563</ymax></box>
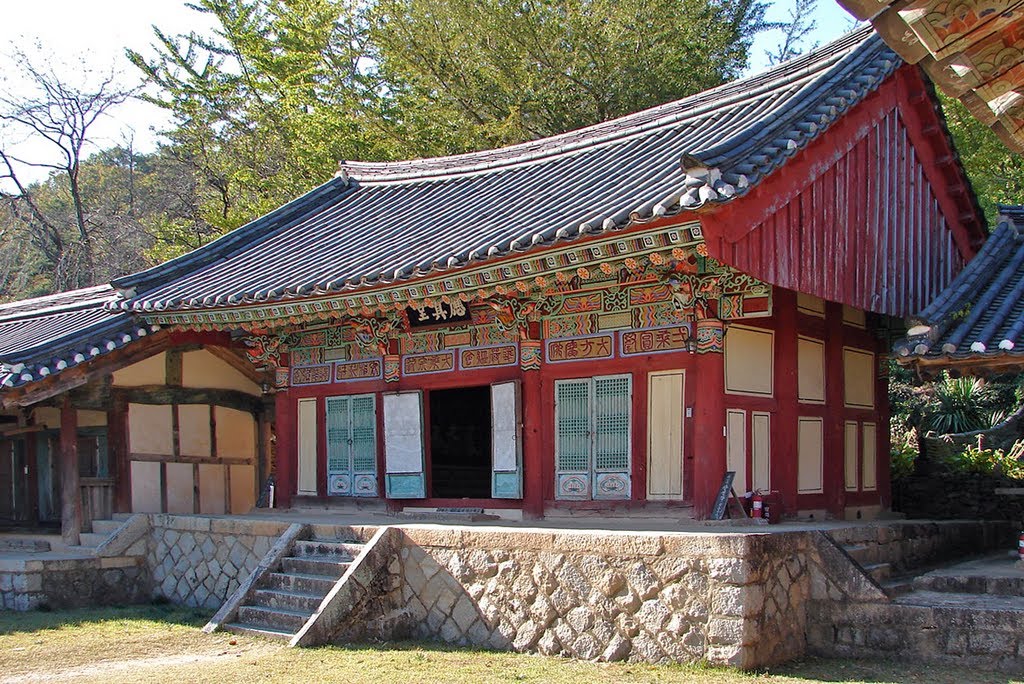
<box><xmin>297</xmin><ymin>398</ymin><xmax>318</xmax><ymax>496</ymax></box>
<box><xmin>383</xmin><ymin>391</ymin><xmax>425</xmax><ymax>498</ymax></box>
<box><xmin>491</xmin><ymin>381</ymin><xmax>522</xmax><ymax>499</ymax></box>
<box><xmin>647</xmin><ymin>370</ymin><xmax>684</xmax><ymax>500</ymax></box>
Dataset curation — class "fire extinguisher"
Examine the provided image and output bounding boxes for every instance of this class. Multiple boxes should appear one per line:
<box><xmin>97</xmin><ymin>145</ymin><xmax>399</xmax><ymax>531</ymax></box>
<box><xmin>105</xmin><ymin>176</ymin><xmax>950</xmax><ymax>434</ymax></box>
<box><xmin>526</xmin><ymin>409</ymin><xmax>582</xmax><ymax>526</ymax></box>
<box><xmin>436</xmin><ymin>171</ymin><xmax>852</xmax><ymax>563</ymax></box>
<box><xmin>1018</xmin><ymin>531</ymin><xmax>1024</xmax><ymax>562</ymax></box>
<box><xmin>752</xmin><ymin>492</ymin><xmax>764</xmax><ymax>519</ymax></box>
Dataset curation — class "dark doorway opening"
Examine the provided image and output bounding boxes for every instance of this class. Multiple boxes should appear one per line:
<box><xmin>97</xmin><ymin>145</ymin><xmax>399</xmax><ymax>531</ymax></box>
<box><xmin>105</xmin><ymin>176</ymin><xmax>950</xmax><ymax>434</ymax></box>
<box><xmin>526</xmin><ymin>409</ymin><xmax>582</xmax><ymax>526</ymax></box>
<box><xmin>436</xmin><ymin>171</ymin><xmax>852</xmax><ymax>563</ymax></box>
<box><xmin>429</xmin><ymin>386</ymin><xmax>491</xmax><ymax>499</ymax></box>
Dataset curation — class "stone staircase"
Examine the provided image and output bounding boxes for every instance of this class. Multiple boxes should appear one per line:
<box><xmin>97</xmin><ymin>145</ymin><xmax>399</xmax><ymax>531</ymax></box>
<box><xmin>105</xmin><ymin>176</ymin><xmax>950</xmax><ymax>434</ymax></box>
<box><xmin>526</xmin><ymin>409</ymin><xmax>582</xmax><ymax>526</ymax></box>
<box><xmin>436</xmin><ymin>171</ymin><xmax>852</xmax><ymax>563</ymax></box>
<box><xmin>222</xmin><ymin>536</ymin><xmax>367</xmax><ymax>641</ymax></box>
<box><xmin>69</xmin><ymin>514</ymin><xmax>133</xmax><ymax>552</ymax></box>
<box><xmin>839</xmin><ymin>542</ymin><xmax>893</xmax><ymax>585</ymax></box>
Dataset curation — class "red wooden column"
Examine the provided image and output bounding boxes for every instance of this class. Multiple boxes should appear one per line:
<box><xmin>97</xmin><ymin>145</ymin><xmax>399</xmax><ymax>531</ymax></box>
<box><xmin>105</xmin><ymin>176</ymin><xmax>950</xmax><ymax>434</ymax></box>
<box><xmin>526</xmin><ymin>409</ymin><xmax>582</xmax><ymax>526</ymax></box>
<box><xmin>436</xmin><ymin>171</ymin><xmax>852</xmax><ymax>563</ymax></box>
<box><xmin>274</xmin><ymin>388</ymin><xmax>295</xmax><ymax>509</ymax></box>
<box><xmin>521</xmin><ymin>335</ymin><xmax>544</xmax><ymax>519</ymax></box>
<box><xmin>772</xmin><ymin>290</ymin><xmax>800</xmax><ymax>516</ymax></box>
<box><xmin>108</xmin><ymin>394</ymin><xmax>131</xmax><ymax>513</ymax></box>
<box><xmin>59</xmin><ymin>397</ymin><xmax>82</xmax><ymax>545</ymax></box>
<box><xmin>692</xmin><ymin>319</ymin><xmax>726</xmax><ymax>519</ymax></box>
<box><xmin>824</xmin><ymin>303</ymin><xmax>846</xmax><ymax>518</ymax></box>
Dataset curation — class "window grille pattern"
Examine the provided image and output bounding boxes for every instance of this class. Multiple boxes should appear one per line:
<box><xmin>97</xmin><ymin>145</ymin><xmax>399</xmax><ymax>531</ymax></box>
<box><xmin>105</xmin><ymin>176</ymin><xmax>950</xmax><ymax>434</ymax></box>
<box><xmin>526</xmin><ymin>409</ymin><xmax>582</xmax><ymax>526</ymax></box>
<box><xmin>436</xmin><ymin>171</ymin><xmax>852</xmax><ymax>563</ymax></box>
<box><xmin>326</xmin><ymin>396</ymin><xmax>349</xmax><ymax>474</ymax></box>
<box><xmin>556</xmin><ymin>380</ymin><xmax>591</xmax><ymax>473</ymax></box>
<box><xmin>594</xmin><ymin>376</ymin><xmax>630</xmax><ymax>471</ymax></box>
<box><xmin>351</xmin><ymin>395</ymin><xmax>377</xmax><ymax>473</ymax></box>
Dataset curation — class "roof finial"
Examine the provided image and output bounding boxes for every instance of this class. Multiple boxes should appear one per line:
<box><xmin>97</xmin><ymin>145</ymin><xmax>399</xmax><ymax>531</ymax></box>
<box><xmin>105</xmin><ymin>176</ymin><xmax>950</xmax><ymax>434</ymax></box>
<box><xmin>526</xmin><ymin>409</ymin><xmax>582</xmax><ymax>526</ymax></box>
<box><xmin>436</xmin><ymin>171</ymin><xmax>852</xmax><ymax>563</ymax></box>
<box><xmin>336</xmin><ymin>161</ymin><xmax>350</xmax><ymax>185</ymax></box>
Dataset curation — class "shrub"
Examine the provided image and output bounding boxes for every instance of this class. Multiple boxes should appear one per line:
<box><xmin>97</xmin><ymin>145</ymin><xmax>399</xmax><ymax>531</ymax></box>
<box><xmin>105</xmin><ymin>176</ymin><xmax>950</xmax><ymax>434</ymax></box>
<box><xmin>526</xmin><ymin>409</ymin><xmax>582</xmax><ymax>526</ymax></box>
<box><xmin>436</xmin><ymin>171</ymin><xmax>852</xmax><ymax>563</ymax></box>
<box><xmin>890</xmin><ymin>423</ymin><xmax>918</xmax><ymax>480</ymax></box>
<box><xmin>946</xmin><ymin>437</ymin><xmax>1024</xmax><ymax>479</ymax></box>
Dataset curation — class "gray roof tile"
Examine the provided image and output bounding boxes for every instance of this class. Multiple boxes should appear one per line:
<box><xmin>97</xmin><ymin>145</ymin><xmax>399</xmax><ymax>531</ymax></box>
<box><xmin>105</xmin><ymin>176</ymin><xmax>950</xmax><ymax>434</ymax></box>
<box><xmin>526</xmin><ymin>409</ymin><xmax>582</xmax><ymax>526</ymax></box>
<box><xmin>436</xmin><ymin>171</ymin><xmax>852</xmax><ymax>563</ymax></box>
<box><xmin>0</xmin><ymin>285</ymin><xmax>153</xmax><ymax>389</ymax></box>
<box><xmin>896</xmin><ymin>206</ymin><xmax>1024</xmax><ymax>362</ymax></box>
<box><xmin>113</xmin><ymin>28</ymin><xmax>900</xmax><ymax>313</ymax></box>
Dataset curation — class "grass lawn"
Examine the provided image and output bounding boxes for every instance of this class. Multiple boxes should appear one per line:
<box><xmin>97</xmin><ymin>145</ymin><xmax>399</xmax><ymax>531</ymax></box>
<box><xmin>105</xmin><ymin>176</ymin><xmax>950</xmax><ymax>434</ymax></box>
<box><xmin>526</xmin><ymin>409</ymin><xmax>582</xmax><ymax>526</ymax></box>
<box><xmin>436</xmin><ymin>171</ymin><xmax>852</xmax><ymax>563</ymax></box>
<box><xmin>0</xmin><ymin>605</ymin><xmax>1018</xmax><ymax>684</ymax></box>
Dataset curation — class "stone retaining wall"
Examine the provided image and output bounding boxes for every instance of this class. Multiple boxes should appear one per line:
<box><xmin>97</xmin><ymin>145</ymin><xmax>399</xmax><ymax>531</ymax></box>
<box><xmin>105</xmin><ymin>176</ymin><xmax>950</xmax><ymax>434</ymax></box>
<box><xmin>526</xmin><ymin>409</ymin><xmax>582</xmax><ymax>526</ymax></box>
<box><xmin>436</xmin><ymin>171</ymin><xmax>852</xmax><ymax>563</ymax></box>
<box><xmin>357</xmin><ymin>527</ymin><xmax>876</xmax><ymax>669</ymax></box>
<box><xmin>0</xmin><ymin>556</ymin><xmax>147</xmax><ymax>611</ymax></box>
<box><xmin>827</xmin><ymin>520</ymin><xmax>1016</xmax><ymax>573</ymax></box>
<box><xmin>807</xmin><ymin>599</ymin><xmax>1024</xmax><ymax>674</ymax></box>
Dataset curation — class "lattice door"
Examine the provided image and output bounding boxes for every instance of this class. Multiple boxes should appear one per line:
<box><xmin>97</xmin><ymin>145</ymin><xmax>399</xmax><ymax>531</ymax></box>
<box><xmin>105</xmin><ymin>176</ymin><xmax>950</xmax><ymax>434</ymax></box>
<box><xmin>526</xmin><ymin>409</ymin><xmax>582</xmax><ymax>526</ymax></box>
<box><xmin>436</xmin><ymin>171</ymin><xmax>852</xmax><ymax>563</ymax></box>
<box><xmin>326</xmin><ymin>394</ymin><xmax>378</xmax><ymax>497</ymax></box>
<box><xmin>555</xmin><ymin>375</ymin><xmax>632</xmax><ymax>500</ymax></box>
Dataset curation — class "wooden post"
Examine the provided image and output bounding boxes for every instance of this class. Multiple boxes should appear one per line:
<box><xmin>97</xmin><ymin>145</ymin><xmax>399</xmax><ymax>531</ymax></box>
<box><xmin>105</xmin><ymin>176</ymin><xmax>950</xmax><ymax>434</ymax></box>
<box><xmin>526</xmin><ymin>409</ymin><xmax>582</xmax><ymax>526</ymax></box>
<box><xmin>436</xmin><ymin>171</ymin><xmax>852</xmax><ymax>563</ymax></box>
<box><xmin>693</xmin><ymin>320</ymin><xmax>726</xmax><ymax>519</ymax></box>
<box><xmin>108</xmin><ymin>393</ymin><xmax>131</xmax><ymax>513</ymax></box>
<box><xmin>60</xmin><ymin>398</ymin><xmax>82</xmax><ymax>545</ymax></box>
<box><xmin>521</xmin><ymin>360</ymin><xmax>544</xmax><ymax>519</ymax></box>
<box><xmin>773</xmin><ymin>290</ymin><xmax>800</xmax><ymax>516</ymax></box>
<box><xmin>274</xmin><ymin>388</ymin><xmax>294</xmax><ymax>509</ymax></box>
<box><xmin>824</xmin><ymin>302</ymin><xmax>846</xmax><ymax>519</ymax></box>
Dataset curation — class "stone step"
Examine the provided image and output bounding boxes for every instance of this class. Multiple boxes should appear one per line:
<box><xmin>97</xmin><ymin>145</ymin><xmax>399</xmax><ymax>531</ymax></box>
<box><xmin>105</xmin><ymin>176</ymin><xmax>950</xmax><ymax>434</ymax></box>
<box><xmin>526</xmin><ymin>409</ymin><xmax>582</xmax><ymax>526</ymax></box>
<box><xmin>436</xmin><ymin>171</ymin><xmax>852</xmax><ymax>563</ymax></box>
<box><xmin>863</xmin><ymin>562</ymin><xmax>892</xmax><ymax>584</ymax></box>
<box><xmin>280</xmin><ymin>555</ymin><xmax>352</xmax><ymax>578</ymax></box>
<box><xmin>912</xmin><ymin>573</ymin><xmax>1024</xmax><ymax>596</ymax></box>
<box><xmin>292</xmin><ymin>540</ymin><xmax>362</xmax><ymax>560</ymax></box>
<box><xmin>236</xmin><ymin>605</ymin><xmax>312</xmax><ymax>633</ymax></box>
<box><xmin>0</xmin><ymin>538</ymin><xmax>49</xmax><ymax>553</ymax></box>
<box><xmin>90</xmin><ymin>519</ymin><xmax>123</xmax><ymax>535</ymax></box>
<box><xmin>112</xmin><ymin>513</ymin><xmax>133</xmax><ymax>521</ymax></box>
<box><xmin>77</xmin><ymin>532</ymin><xmax>109</xmax><ymax>548</ymax></box>
<box><xmin>881</xmin><ymin>578</ymin><xmax>915</xmax><ymax>598</ymax></box>
<box><xmin>222</xmin><ymin>622</ymin><xmax>294</xmax><ymax>642</ymax></box>
<box><xmin>265</xmin><ymin>571</ymin><xmax>338</xmax><ymax>596</ymax></box>
<box><xmin>842</xmin><ymin>544</ymin><xmax>873</xmax><ymax>564</ymax></box>
<box><xmin>252</xmin><ymin>588</ymin><xmax>325</xmax><ymax>613</ymax></box>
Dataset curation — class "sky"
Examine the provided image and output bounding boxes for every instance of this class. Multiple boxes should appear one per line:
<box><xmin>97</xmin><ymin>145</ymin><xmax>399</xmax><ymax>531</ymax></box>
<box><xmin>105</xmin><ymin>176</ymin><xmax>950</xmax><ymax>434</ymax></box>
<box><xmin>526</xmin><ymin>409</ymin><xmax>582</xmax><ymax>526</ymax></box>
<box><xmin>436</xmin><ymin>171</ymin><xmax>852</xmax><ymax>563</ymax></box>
<box><xmin>0</xmin><ymin>0</ymin><xmax>859</xmax><ymax>187</ymax></box>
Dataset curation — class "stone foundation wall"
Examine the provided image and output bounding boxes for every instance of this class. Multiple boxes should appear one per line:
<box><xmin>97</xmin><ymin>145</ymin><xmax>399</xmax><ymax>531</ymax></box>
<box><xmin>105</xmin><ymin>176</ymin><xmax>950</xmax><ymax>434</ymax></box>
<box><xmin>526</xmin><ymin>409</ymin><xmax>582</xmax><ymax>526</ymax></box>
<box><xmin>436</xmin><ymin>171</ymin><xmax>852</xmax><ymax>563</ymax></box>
<box><xmin>367</xmin><ymin>527</ymin><xmax>872</xmax><ymax>669</ymax></box>
<box><xmin>807</xmin><ymin>599</ymin><xmax>1024</xmax><ymax>674</ymax></box>
<box><xmin>0</xmin><ymin>556</ymin><xmax>147</xmax><ymax>611</ymax></box>
<box><xmin>895</xmin><ymin>474</ymin><xmax>1024</xmax><ymax>523</ymax></box>
<box><xmin>827</xmin><ymin>520</ymin><xmax>1016</xmax><ymax>574</ymax></box>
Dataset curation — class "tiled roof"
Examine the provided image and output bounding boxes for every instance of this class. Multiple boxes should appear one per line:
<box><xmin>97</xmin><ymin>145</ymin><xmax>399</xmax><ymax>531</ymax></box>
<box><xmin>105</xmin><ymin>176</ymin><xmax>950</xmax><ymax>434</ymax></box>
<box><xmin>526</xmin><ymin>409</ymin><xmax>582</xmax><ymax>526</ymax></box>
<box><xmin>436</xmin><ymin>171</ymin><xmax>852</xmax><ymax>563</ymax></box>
<box><xmin>0</xmin><ymin>285</ymin><xmax>155</xmax><ymax>389</ymax></box>
<box><xmin>895</xmin><ymin>206</ymin><xmax>1024</xmax><ymax>363</ymax></box>
<box><xmin>114</xmin><ymin>28</ymin><xmax>900</xmax><ymax>313</ymax></box>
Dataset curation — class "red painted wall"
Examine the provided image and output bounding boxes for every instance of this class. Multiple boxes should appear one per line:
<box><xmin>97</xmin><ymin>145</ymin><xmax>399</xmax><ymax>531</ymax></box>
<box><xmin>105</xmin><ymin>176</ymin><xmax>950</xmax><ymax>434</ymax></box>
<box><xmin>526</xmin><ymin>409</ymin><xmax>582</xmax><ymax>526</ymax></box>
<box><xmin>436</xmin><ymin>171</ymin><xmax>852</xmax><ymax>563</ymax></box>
<box><xmin>700</xmin><ymin>66</ymin><xmax>984</xmax><ymax>319</ymax></box>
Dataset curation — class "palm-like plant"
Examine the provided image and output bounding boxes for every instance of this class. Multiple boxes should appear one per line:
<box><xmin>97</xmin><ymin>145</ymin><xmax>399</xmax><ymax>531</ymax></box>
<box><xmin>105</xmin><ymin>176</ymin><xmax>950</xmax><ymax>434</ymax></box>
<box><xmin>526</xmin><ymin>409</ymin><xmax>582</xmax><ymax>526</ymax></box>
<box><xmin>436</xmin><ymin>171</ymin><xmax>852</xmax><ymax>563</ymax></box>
<box><xmin>922</xmin><ymin>373</ymin><xmax>997</xmax><ymax>435</ymax></box>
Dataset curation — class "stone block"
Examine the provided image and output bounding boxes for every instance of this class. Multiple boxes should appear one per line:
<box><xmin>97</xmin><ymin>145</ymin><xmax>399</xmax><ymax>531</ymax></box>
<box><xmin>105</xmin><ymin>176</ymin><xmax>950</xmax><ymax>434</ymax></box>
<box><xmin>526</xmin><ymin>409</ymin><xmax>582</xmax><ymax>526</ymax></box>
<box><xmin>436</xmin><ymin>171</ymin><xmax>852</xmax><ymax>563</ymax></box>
<box><xmin>602</xmin><ymin>635</ymin><xmax>631</xmax><ymax>662</ymax></box>
<box><xmin>636</xmin><ymin>599</ymin><xmax>670</xmax><ymax>633</ymax></box>
<box><xmin>572</xmin><ymin>633</ymin><xmax>600</xmax><ymax>660</ymax></box>
<box><xmin>565</xmin><ymin>606</ymin><xmax>593</xmax><ymax>633</ymax></box>
<box><xmin>629</xmin><ymin>633</ymin><xmax>666</xmax><ymax>663</ymax></box>
<box><xmin>625</xmin><ymin>563</ymin><xmax>661</xmax><ymax>600</ymax></box>
<box><xmin>512</xmin><ymin>620</ymin><xmax>543</xmax><ymax>651</ymax></box>
<box><xmin>708</xmin><ymin>558</ymin><xmax>752</xmax><ymax>585</ymax></box>
<box><xmin>968</xmin><ymin>631</ymin><xmax>1017</xmax><ymax>656</ymax></box>
<box><xmin>707</xmin><ymin>616</ymin><xmax>756</xmax><ymax>646</ymax></box>
<box><xmin>537</xmin><ymin>631</ymin><xmax>562</xmax><ymax>656</ymax></box>
<box><xmin>451</xmin><ymin>597</ymin><xmax>479</xmax><ymax>632</ymax></box>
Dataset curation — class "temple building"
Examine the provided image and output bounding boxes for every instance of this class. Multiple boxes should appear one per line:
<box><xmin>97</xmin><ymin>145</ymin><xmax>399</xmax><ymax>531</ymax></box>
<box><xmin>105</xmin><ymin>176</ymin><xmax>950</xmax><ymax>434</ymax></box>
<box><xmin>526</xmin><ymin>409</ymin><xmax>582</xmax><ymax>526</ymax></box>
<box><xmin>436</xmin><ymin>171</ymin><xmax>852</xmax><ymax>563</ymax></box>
<box><xmin>0</xmin><ymin>28</ymin><xmax>986</xmax><ymax>537</ymax></box>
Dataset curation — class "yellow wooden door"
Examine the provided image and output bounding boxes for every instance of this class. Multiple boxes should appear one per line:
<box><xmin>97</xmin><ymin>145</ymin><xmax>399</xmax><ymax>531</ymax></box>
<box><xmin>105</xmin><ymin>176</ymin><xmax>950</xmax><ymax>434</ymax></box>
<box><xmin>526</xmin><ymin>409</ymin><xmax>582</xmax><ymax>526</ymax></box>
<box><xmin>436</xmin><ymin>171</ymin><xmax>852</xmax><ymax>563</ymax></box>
<box><xmin>646</xmin><ymin>370</ymin><xmax>685</xmax><ymax>499</ymax></box>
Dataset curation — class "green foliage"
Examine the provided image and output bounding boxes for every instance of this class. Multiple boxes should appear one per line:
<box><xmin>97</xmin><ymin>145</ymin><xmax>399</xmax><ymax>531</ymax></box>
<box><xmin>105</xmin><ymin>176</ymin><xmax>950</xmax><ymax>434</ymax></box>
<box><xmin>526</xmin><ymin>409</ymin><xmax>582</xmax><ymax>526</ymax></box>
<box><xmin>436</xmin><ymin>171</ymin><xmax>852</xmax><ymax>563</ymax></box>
<box><xmin>126</xmin><ymin>0</ymin><xmax>773</xmax><ymax>234</ymax></box>
<box><xmin>921</xmin><ymin>373</ymin><xmax>1005</xmax><ymax>435</ymax></box>
<box><xmin>370</xmin><ymin>0</ymin><xmax>772</xmax><ymax>149</ymax></box>
<box><xmin>946</xmin><ymin>438</ymin><xmax>1024</xmax><ymax>479</ymax></box>
<box><xmin>940</xmin><ymin>92</ymin><xmax>1024</xmax><ymax>226</ymax></box>
<box><xmin>890</xmin><ymin>422</ymin><xmax>918</xmax><ymax>479</ymax></box>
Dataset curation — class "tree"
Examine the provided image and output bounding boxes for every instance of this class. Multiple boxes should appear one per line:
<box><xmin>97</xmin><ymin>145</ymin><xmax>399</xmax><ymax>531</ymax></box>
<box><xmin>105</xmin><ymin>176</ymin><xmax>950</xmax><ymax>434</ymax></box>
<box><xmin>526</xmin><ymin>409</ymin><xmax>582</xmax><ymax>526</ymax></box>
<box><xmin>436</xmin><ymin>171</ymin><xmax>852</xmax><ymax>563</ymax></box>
<box><xmin>0</xmin><ymin>48</ymin><xmax>139</xmax><ymax>290</ymax></box>
<box><xmin>130</xmin><ymin>0</ymin><xmax>774</xmax><ymax>229</ymax></box>
<box><xmin>370</xmin><ymin>0</ymin><xmax>774</xmax><ymax>149</ymax></box>
<box><xmin>127</xmin><ymin>0</ymin><xmax>391</xmax><ymax>229</ymax></box>
<box><xmin>765</xmin><ymin>0</ymin><xmax>818</xmax><ymax>66</ymax></box>
<box><xmin>940</xmin><ymin>92</ymin><xmax>1024</xmax><ymax>226</ymax></box>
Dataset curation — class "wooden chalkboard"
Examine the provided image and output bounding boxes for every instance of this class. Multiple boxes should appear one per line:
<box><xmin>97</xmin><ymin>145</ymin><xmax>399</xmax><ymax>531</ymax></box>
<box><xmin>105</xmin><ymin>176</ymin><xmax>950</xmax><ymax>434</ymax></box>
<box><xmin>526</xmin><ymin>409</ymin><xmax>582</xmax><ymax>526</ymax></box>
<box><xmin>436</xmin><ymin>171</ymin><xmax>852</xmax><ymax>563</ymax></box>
<box><xmin>710</xmin><ymin>471</ymin><xmax>736</xmax><ymax>520</ymax></box>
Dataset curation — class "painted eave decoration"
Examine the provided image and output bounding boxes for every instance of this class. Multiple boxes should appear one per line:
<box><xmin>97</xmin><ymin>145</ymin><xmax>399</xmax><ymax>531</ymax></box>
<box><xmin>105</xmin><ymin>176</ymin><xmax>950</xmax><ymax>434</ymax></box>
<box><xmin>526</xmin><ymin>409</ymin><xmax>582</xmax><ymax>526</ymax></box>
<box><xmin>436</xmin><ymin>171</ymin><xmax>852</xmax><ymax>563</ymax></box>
<box><xmin>839</xmin><ymin>0</ymin><xmax>1024</xmax><ymax>153</ymax></box>
<box><xmin>0</xmin><ymin>284</ymin><xmax>157</xmax><ymax>390</ymax></box>
<box><xmin>895</xmin><ymin>205</ymin><xmax>1024</xmax><ymax>374</ymax></box>
<box><xmin>109</xmin><ymin>28</ymin><xmax>900</xmax><ymax>326</ymax></box>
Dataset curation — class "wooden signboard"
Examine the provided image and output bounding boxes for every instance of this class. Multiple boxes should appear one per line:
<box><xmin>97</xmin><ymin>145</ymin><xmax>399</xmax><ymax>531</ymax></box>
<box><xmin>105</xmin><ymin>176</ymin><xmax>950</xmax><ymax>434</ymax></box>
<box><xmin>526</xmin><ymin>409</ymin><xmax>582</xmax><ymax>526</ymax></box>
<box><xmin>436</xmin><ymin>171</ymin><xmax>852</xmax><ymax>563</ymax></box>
<box><xmin>710</xmin><ymin>470</ymin><xmax>736</xmax><ymax>521</ymax></box>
